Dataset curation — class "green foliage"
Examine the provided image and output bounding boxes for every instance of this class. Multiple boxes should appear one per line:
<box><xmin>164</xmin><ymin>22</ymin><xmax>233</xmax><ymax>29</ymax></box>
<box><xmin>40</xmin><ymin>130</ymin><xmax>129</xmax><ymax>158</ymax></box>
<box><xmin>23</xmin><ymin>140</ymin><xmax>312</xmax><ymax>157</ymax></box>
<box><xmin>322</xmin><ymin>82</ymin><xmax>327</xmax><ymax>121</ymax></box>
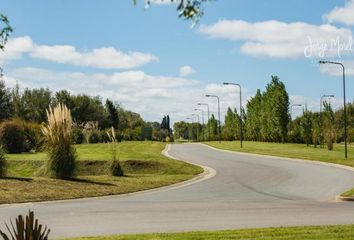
<box><xmin>0</xmin><ymin>145</ymin><xmax>6</xmax><ymax>177</ymax></box>
<box><xmin>0</xmin><ymin>79</ymin><xmax>12</xmax><ymax>121</ymax></box>
<box><xmin>300</xmin><ymin>107</ymin><xmax>312</xmax><ymax>146</ymax></box>
<box><xmin>88</xmin><ymin>130</ymin><xmax>101</xmax><ymax>144</ymax></box>
<box><xmin>0</xmin><ymin>14</ymin><xmax>13</xmax><ymax>51</ymax></box>
<box><xmin>0</xmin><ymin>210</ymin><xmax>50</xmax><ymax>240</ymax></box>
<box><xmin>245</xmin><ymin>90</ymin><xmax>262</xmax><ymax>141</ymax></box>
<box><xmin>72</xmin><ymin>127</ymin><xmax>85</xmax><ymax>144</ymax></box>
<box><xmin>110</xmin><ymin>160</ymin><xmax>124</xmax><ymax>176</ymax></box>
<box><xmin>106</xmin><ymin>99</ymin><xmax>119</xmax><ymax>129</ymax></box>
<box><xmin>23</xmin><ymin>122</ymin><xmax>45</xmax><ymax>152</ymax></box>
<box><xmin>323</xmin><ymin>102</ymin><xmax>335</xmax><ymax>151</ymax></box>
<box><xmin>0</xmin><ymin>119</ymin><xmax>25</xmax><ymax>153</ymax></box>
<box><xmin>222</xmin><ymin>107</ymin><xmax>240</xmax><ymax>141</ymax></box>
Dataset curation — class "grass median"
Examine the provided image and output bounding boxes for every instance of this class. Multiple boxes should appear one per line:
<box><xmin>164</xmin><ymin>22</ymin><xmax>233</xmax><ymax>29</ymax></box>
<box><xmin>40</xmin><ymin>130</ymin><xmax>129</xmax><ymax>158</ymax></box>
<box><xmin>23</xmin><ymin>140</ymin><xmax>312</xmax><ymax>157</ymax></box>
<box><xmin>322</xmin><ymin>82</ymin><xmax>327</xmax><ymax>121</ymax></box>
<box><xmin>68</xmin><ymin>225</ymin><xmax>354</xmax><ymax>240</ymax></box>
<box><xmin>0</xmin><ymin>142</ymin><xmax>202</xmax><ymax>204</ymax></box>
<box><xmin>204</xmin><ymin>141</ymin><xmax>354</xmax><ymax>197</ymax></box>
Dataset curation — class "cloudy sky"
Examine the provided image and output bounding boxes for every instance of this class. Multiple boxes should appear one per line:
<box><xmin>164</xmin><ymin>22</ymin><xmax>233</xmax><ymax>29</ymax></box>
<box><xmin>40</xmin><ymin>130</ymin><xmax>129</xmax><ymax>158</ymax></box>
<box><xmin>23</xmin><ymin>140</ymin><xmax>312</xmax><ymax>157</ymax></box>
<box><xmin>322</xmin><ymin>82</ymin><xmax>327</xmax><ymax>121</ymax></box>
<box><xmin>1</xmin><ymin>0</ymin><xmax>354</xmax><ymax>124</ymax></box>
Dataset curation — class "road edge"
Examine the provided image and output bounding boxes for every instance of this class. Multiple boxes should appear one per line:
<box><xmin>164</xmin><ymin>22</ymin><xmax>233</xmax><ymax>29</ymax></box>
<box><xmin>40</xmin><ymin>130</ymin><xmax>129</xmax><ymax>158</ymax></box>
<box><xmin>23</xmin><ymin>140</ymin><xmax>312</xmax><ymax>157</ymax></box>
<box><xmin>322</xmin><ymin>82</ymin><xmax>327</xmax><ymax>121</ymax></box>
<box><xmin>199</xmin><ymin>142</ymin><xmax>354</xmax><ymax>202</ymax></box>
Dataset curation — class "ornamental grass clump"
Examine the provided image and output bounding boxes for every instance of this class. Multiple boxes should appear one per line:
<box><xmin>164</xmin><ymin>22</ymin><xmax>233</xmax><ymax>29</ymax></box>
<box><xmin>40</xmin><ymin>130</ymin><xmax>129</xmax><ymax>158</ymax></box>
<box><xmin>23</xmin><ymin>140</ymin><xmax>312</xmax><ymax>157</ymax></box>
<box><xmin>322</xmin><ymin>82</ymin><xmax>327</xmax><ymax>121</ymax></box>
<box><xmin>42</xmin><ymin>104</ymin><xmax>76</xmax><ymax>179</ymax></box>
<box><xmin>107</xmin><ymin>127</ymin><xmax>123</xmax><ymax>177</ymax></box>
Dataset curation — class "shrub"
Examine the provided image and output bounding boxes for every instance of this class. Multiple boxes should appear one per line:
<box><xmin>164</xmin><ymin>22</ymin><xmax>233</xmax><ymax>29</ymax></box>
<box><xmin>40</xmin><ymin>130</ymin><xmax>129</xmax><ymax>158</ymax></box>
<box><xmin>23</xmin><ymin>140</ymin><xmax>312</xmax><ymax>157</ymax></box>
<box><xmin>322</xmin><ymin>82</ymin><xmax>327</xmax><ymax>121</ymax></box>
<box><xmin>0</xmin><ymin>145</ymin><xmax>6</xmax><ymax>177</ymax></box>
<box><xmin>110</xmin><ymin>160</ymin><xmax>124</xmax><ymax>176</ymax></box>
<box><xmin>0</xmin><ymin>210</ymin><xmax>50</xmax><ymax>240</ymax></box>
<box><xmin>72</xmin><ymin>127</ymin><xmax>85</xmax><ymax>144</ymax></box>
<box><xmin>99</xmin><ymin>130</ymin><xmax>110</xmax><ymax>143</ymax></box>
<box><xmin>0</xmin><ymin>119</ymin><xmax>25</xmax><ymax>153</ymax></box>
<box><xmin>88</xmin><ymin>130</ymin><xmax>100</xmax><ymax>143</ymax></box>
<box><xmin>23</xmin><ymin>122</ymin><xmax>45</xmax><ymax>152</ymax></box>
<box><xmin>42</xmin><ymin>104</ymin><xmax>76</xmax><ymax>179</ymax></box>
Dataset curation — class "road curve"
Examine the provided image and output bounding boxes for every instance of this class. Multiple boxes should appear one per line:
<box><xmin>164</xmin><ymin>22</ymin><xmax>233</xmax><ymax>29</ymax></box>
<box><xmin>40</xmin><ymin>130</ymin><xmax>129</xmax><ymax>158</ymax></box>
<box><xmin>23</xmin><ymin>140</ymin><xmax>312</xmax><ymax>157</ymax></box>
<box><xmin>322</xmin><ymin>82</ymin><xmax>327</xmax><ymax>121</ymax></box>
<box><xmin>1</xmin><ymin>143</ymin><xmax>354</xmax><ymax>238</ymax></box>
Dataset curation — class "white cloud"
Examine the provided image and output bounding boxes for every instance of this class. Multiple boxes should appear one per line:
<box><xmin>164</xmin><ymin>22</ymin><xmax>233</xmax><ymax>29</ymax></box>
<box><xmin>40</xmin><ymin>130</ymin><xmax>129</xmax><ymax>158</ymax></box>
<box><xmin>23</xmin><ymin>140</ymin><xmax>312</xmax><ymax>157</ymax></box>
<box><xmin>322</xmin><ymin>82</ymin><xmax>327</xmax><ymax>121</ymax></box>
<box><xmin>179</xmin><ymin>65</ymin><xmax>196</xmax><ymax>77</ymax></box>
<box><xmin>0</xmin><ymin>36</ymin><xmax>33</xmax><ymax>63</ymax></box>
<box><xmin>3</xmin><ymin>67</ymin><xmax>252</xmax><ymax>124</ymax></box>
<box><xmin>325</xmin><ymin>0</ymin><xmax>354</xmax><ymax>26</ymax></box>
<box><xmin>148</xmin><ymin>0</ymin><xmax>175</xmax><ymax>5</ymax></box>
<box><xmin>199</xmin><ymin>20</ymin><xmax>353</xmax><ymax>59</ymax></box>
<box><xmin>0</xmin><ymin>36</ymin><xmax>158</xmax><ymax>69</ymax></box>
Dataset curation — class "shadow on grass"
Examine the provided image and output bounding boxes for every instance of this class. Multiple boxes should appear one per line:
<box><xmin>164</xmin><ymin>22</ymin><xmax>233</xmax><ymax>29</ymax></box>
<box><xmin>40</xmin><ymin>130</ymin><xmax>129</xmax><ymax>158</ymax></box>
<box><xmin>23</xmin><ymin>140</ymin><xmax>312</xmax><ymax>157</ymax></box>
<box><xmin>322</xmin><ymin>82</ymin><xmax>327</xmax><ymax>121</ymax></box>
<box><xmin>0</xmin><ymin>176</ymin><xmax>33</xmax><ymax>182</ymax></box>
<box><xmin>67</xmin><ymin>178</ymin><xmax>116</xmax><ymax>186</ymax></box>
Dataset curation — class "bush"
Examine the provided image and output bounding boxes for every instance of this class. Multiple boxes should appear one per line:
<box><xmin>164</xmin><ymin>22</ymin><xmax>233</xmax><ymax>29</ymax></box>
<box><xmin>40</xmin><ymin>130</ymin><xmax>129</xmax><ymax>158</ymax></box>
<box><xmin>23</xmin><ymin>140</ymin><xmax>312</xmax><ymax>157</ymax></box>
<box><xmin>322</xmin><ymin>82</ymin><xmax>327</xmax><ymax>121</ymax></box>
<box><xmin>88</xmin><ymin>130</ymin><xmax>101</xmax><ymax>143</ymax></box>
<box><xmin>0</xmin><ymin>146</ymin><xmax>6</xmax><ymax>177</ymax></box>
<box><xmin>23</xmin><ymin>122</ymin><xmax>45</xmax><ymax>152</ymax></box>
<box><xmin>99</xmin><ymin>130</ymin><xmax>110</xmax><ymax>143</ymax></box>
<box><xmin>72</xmin><ymin>127</ymin><xmax>85</xmax><ymax>144</ymax></box>
<box><xmin>0</xmin><ymin>210</ymin><xmax>50</xmax><ymax>240</ymax></box>
<box><xmin>110</xmin><ymin>160</ymin><xmax>124</xmax><ymax>176</ymax></box>
<box><xmin>42</xmin><ymin>104</ymin><xmax>76</xmax><ymax>179</ymax></box>
<box><xmin>0</xmin><ymin>119</ymin><xmax>25</xmax><ymax>153</ymax></box>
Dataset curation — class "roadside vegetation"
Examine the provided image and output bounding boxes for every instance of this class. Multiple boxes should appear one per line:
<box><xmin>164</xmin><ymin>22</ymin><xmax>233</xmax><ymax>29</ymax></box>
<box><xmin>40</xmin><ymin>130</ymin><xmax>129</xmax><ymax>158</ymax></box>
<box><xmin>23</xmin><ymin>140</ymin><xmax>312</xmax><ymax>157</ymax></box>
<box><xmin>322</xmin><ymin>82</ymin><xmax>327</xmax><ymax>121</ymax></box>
<box><xmin>68</xmin><ymin>225</ymin><xmax>354</xmax><ymax>240</ymax></box>
<box><xmin>0</xmin><ymin>142</ymin><xmax>202</xmax><ymax>204</ymax></box>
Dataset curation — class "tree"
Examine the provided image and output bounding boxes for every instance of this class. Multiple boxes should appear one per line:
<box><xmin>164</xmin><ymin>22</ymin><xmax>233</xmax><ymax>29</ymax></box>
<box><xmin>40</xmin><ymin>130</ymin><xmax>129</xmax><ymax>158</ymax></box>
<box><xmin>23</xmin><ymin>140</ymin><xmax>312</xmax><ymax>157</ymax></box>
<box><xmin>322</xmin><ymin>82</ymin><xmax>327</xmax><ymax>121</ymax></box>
<box><xmin>261</xmin><ymin>76</ymin><xmax>289</xmax><ymax>143</ymax></box>
<box><xmin>323</xmin><ymin>102</ymin><xmax>335</xmax><ymax>150</ymax></box>
<box><xmin>222</xmin><ymin>107</ymin><xmax>239</xmax><ymax>141</ymax></box>
<box><xmin>0</xmin><ymin>78</ymin><xmax>12</xmax><ymax>121</ymax></box>
<box><xmin>300</xmin><ymin>107</ymin><xmax>312</xmax><ymax>146</ymax></box>
<box><xmin>245</xmin><ymin>89</ymin><xmax>262</xmax><ymax>141</ymax></box>
<box><xmin>0</xmin><ymin>14</ymin><xmax>12</xmax><ymax>51</ymax></box>
<box><xmin>105</xmin><ymin>99</ymin><xmax>119</xmax><ymax>129</ymax></box>
<box><xmin>133</xmin><ymin>0</ymin><xmax>210</xmax><ymax>27</ymax></box>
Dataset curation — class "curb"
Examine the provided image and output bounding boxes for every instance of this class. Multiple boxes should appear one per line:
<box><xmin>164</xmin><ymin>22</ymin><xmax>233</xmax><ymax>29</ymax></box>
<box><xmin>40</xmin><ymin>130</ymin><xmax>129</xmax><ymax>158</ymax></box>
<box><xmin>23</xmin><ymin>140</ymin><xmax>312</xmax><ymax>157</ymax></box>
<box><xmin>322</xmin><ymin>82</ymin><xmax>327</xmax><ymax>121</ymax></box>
<box><xmin>336</xmin><ymin>196</ymin><xmax>354</xmax><ymax>202</ymax></box>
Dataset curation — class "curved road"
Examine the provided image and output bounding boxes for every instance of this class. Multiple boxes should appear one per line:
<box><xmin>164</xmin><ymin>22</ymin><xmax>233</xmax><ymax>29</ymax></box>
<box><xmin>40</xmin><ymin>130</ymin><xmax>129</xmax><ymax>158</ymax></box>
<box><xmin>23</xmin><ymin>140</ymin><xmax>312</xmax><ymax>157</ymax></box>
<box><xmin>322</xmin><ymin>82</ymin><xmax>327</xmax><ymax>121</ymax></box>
<box><xmin>1</xmin><ymin>143</ymin><xmax>354</xmax><ymax>238</ymax></box>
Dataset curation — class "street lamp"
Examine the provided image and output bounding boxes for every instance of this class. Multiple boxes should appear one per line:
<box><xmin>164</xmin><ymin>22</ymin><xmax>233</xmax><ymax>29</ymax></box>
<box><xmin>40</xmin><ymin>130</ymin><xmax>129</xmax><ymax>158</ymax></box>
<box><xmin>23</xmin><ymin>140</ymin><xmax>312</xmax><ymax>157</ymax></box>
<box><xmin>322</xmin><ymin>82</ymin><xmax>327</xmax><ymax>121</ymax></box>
<box><xmin>192</xmin><ymin>113</ymin><xmax>200</xmax><ymax>142</ymax></box>
<box><xmin>198</xmin><ymin>103</ymin><xmax>210</xmax><ymax>141</ymax></box>
<box><xmin>319</xmin><ymin>94</ymin><xmax>335</xmax><ymax>148</ymax></box>
<box><xmin>290</xmin><ymin>104</ymin><xmax>303</xmax><ymax>119</ymax></box>
<box><xmin>206</xmin><ymin>94</ymin><xmax>221</xmax><ymax>143</ymax></box>
<box><xmin>223</xmin><ymin>82</ymin><xmax>243</xmax><ymax>148</ymax></box>
<box><xmin>194</xmin><ymin>108</ymin><xmax>205</xmax><ymax>141</ymax></box>
<box><xmin>319</xmin><ymin>60</ymin><xmax>347</xmax><ymax>159</ymax></box>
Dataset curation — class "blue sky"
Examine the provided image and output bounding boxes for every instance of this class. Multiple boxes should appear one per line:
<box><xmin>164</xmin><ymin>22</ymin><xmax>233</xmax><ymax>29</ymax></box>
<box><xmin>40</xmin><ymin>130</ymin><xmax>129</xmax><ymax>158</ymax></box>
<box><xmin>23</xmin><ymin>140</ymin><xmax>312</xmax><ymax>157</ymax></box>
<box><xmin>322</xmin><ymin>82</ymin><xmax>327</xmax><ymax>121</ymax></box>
<box><xmin>1</xmin><ymin>0</ymin><xmax>353</xmax><ymax>123</ymax></box>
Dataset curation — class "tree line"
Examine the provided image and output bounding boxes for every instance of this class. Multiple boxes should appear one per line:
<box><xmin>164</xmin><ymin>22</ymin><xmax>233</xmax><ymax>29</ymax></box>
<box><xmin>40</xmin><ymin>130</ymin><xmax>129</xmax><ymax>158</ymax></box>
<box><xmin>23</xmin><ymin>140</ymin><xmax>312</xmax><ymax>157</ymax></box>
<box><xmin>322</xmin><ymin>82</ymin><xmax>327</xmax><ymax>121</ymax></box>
<box><xmin>174</xmin><ymin>76</ymin><xmax>354</xmax><ymax>149</ymax></box>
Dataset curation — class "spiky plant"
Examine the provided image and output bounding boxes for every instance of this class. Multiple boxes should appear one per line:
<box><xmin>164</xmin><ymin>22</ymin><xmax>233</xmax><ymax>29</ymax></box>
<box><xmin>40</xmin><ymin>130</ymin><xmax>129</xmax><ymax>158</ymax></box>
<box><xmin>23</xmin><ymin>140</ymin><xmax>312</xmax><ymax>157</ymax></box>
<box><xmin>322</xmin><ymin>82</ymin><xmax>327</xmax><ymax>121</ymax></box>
<box><xmin>0</xmin><ymin>145</ymin><xmax>6</xmax><ymax>178</ymax></box>
<box><xmin>107</xmin><ymin>127</ymin><xmax>123</xmax><ymax>176</ymax></box>
<box><xmin>41</xmin><ymin>104</ymin><xmax>76</xmax><ymax>179</ymax></box>
<box><xmin>0</xmin><ymin>210</ymin><xmax>50</xmax><ymax>240</ymax></box>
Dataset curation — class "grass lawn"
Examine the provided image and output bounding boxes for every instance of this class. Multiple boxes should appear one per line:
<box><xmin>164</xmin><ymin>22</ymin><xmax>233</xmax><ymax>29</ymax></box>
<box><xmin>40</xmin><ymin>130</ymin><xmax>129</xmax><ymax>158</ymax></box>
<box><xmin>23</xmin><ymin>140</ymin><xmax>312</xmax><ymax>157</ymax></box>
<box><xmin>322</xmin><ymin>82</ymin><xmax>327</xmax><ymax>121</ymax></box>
<box><xmin>204</xmin><ymin>141</ymin><xmax>354</xmax><ymax>198</ymax></box>
<box><xmin>68</xmin><ymin>225</ymin><xmax>354</xmax><ymax>240</ymax></box>
<box><xmin>0</xmin><ymin>142</ymin><xmax>202</xmax><ymax>204</ymax></box>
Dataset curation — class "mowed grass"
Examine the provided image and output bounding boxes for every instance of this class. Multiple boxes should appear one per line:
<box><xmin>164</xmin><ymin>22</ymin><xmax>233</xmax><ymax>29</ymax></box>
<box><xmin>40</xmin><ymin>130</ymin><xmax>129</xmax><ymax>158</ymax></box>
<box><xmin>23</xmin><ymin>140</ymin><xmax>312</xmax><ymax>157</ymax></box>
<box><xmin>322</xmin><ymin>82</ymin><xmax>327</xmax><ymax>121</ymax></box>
<box><xmin>0</xmin><ymin>142</ymin><xmax>202</xmax><ymax>204</ymax></box>
<box><xmin>68</xmin><ymin>225</ymin><xmax>354</xmax><ymax>240</ymax></box>
<box><xmin>205</xmin><ymin>141</ymin><xmax>354</xmax><ymax>167</ymax></box>
<box><xmin>205</xmin><ymin>141</ymin><xmax>354</xmax><ymax>197</ymax></box>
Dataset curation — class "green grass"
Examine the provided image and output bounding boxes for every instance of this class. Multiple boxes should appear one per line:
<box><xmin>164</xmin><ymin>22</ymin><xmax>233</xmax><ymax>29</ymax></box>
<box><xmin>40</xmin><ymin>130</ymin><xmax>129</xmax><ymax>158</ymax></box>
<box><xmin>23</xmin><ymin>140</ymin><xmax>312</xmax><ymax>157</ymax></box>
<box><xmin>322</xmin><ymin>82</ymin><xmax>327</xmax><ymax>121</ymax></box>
<box><xmin>205</xmin><ymin>141</ymin><xmax>354</xmax><ymax>167</ymax></box>
<box><xmin>67</xmin><ymin>225</ymin><xmax>354</xmax><ymax>240</ymax></box>
<box><xmin>0</xmin><ymin>142</ymin><xmax>202</xmax><ymax>204</ymax></box>
<box><xmin>341</xmin><ymin>188</ymin><xmax>354</xmax><ymax>197</ymax></box>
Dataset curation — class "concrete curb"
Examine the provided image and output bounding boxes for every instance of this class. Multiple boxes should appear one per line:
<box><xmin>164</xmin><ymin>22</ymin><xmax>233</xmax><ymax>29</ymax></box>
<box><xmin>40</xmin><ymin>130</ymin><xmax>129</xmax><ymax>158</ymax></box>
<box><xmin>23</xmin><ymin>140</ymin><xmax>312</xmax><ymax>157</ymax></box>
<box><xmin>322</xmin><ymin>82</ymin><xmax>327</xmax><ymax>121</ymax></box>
<box><xmin>1</xmin><ymin>144</ymin><xmax>216</xmax><ymax>208</ymax></box>
<box><xmin>198</xmin><ymin>142</ymin><xmax>354</xmax><ymax>202</ymax></box>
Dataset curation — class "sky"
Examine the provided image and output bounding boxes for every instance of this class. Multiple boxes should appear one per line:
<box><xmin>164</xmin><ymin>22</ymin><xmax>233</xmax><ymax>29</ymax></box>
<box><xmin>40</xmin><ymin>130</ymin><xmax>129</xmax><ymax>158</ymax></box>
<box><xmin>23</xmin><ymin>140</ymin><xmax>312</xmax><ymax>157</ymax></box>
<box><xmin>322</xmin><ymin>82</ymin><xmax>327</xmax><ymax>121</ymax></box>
<box><xmin>1</xmin><ymin>0</ymin><xmax>354</xmax><ymax>124</ymax></box>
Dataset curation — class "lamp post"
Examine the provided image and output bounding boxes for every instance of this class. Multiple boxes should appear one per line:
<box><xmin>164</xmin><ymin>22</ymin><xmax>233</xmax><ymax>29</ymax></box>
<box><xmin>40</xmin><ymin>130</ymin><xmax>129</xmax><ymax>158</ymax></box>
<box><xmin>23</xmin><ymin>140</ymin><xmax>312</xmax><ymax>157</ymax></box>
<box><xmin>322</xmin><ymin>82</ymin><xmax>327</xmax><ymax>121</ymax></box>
<box><xmin>319</xmin><ymin>60</ymin><xmax>347</xmax><ymax>159</ymax></box>
<box><xmin>194</xmin><ymin>108</ymin><xmax>205</xmax><ymax>141</ymax></box>
<box><xmin>290</xmin><ymin>104</ymin><xmax>303</xmax><ymax>119</ymax></box>
<box><xmin>198</xmin><ymin>103</ymin><xmax>210</xmax><ymax>141</ymax></box>
<box><xmin>223</xmin><ymin>82</ymin><xmax>243</xmax><ymax>148</ymax></box>
<box><xmin>320</xmin><ymin>94</ymin><xmax>335</xmax><ymax>148</ymax></box>
<box><xmin>206</xmin><ymin>94</ymin><xmax>221</xmax><ymax>143</ymax></box>
<box><xmin>186</xmin><ymin>117</ymin><xmax>193</xmax><ymax>142</ymax></box>
<box><xmin>192</xmin><ymin>113</ymin><xmax>200</xmax><ymax>142</ymax></box>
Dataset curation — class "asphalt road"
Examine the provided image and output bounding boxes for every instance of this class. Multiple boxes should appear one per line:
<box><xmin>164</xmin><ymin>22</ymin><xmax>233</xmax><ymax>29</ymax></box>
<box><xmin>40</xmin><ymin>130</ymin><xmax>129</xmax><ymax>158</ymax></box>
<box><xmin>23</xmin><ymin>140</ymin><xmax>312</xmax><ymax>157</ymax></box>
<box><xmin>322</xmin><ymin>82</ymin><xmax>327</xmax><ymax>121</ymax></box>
<box><xmin>1</xmin><ymin>143</ymin><xmax>354</xmax><ymax>238</ymax></box>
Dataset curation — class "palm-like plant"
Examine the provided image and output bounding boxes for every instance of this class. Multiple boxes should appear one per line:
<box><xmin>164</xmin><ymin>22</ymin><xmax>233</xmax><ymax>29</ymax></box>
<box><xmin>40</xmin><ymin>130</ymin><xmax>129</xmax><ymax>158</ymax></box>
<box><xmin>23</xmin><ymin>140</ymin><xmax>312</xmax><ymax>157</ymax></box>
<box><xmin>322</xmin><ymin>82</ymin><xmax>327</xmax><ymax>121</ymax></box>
<box><xmin>0</xmin><ymin>211</ymin><xmax>50</xmax><ymax>240</ymax></box>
